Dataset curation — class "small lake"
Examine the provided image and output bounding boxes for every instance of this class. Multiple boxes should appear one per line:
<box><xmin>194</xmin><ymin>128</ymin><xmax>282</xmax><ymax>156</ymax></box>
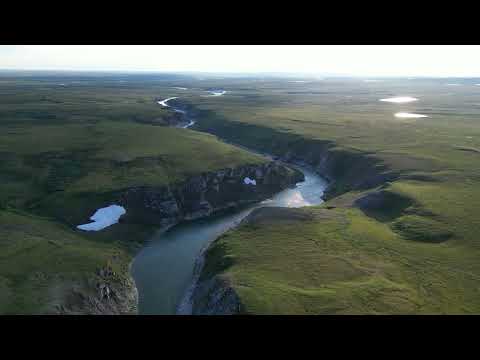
<box><xmin>394</xmin><ymin>112</ymin><xmax>428</xmax><ymax>118</ymax></box>
<box><xmin>380</xmin><ymin>96</ymin><xmax>418</xmax><ymax>103</ymax></box>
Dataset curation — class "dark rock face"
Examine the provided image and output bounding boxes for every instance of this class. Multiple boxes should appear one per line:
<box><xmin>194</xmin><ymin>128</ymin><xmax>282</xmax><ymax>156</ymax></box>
<box><xmin>279</xmin><ymin>143</ymin><xmax>399</xmax><ymax>199</ymax></box>
<box><xmin>186</xmin><ymin>129</ymin><xmax>403</xmax><ymax>315</ymax></box>
<box><xmin>190</xmin><ymin>276</ymin><xmax>243</xmax><ymax>315</ymax></box>
<box><xmin>189</xmin><ymin>207</ymin><xmax>315</xmax><ymax>316</ymax></box>
<box><xmin>194</xmin><ymin>116</ymin><xmax>400</xmax><ymax>199</ymax></box>
<box><xmin>49</xmin><ymin>265</ymin><xmax>138</xmax><ymax>315</ymax></box>
<box><xmin>117</xmin><ymin>161</ymin><xmax>303</xmax><ymax>229</ymax></box>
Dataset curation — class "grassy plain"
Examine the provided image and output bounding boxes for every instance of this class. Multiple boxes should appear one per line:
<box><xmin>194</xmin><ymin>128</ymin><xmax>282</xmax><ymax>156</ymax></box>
<box><xmin>193</xmin><ymin>77</ymin><xmax>480</xmax><ymax>313</ymax></box>
<box><xmin>3</xmin><ymin>72</ymin><xmax>480</xmax><ymax>314</ymax></box>
<box><xmin>0</xmin><ymin>72</ymin><xmax>266</xmax><ymax>313</ymax></box>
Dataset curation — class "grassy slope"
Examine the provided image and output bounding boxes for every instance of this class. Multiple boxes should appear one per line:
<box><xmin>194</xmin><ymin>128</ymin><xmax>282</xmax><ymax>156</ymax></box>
<box><xmin>195</xmin><ymin>78</ymin><xmax>480</xmax><ymax>314</ymax></box>
<box><xmin>0</xmin><ymin>75</ymin><xmax>266</xmax><ymax>313</ymax></box>
<box><xmin>0</xmin><ymin>209</ymin><xmax>133</xmax><ymax>314</ymax></box>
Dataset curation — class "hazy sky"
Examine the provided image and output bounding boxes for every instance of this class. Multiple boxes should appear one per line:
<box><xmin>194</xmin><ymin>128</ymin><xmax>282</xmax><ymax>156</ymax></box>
<box><xmin>1</xmin><ymin>45</ymin><xmax>480</xmax><ymax>77</ymax></box>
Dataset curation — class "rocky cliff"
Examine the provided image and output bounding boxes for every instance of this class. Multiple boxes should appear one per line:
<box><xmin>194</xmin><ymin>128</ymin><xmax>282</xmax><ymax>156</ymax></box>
<box><xmin>188</xmin><ymin>116</ymin><xmax>402</xmax><ymax>315</ymax></box>
<box><xmin>194</xmin><ymin>111</ymin><xmax>399</xmax><ymax>200</ymax></box>
<box><xmin>274</xmin><ymin>140</ymin><xmax>399</xmax><ymax>200</ymax></box>
<box><xmin>117</xmin><ymin>161</ymin><xmax>304</xmax><ymax>230</ymax></box>
<box><xmin>53</xmin><ymin>160</ymin><xmax>300</xmax><ymax>315</ymax></box>
<box><xmin>47</xmin><ymin>264</ymin><xmax>138</xmax><ymax>315</ymax></box>
<box><xmin>189</xmin><ymin>275</ymin><xmax>243</xmax><ymax>315</ymax></box>
<box><xmin>54</xmin><ymin>104</ymin><xmax>303</xmax><ymax>315</ymax></box>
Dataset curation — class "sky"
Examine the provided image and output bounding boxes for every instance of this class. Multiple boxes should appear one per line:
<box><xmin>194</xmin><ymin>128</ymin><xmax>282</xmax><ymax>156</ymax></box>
<box><xmin>1</xmin><ymin>45</ymin><xmax>480</xmax><ymax>77</ymax></box>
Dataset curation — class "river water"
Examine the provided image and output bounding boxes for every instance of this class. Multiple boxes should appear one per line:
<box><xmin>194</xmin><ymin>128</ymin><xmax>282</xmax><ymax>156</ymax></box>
<box><xmin>131</xmin><ymin>98</ymin><xmax>328</xmax><ymax>314</ymax></box>
<box><xmin>131</xmin><ymin>167</ymin><xmax>328</xmax><ymax>314</ymax></box>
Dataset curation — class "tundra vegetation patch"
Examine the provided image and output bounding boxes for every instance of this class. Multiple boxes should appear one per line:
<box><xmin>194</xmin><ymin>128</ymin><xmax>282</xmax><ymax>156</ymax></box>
<box><xmin>191</xmin><ymin>77</ymin><xmax>480</xmax><ymax>314</ymax></box>
<box><xmin>3</xmin><ymin>74</ymin><xmax>480</xmax><ymax>314</ymax></box>
<box><xmin>0</xmin><ymin>74</ymin><xmax>268</xmax><ymax>314</ymax></box>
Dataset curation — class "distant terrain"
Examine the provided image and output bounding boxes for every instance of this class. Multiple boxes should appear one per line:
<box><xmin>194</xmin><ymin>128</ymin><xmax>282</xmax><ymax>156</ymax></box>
<box><xmin>190</xmin><ymin>77</ymin><xmax>480</xmax><ymax>314</ymax></box>
<box><xmin>2</xmin><ymin>72</ymin><xmax>480</xmax><ymax>314</ymax></box>
<box><xmin>0</xmin><ymin>73</ymin><xmax>270</xmax><ymax>313</ymax></box>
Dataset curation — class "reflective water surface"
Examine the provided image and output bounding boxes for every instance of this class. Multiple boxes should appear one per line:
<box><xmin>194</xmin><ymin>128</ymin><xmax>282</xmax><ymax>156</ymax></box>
<box><xmin>131</xmin><ymin>167</ymin><xmax>328</xmax><ymax>314</ymax></box>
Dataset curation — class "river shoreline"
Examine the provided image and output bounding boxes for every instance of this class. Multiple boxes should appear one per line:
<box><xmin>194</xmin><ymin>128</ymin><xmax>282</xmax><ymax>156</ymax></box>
<box><xmin>130</xmin><ymin>97</ymin><xmax>329</xmax><ymax>315</ymax></box>
<box><xmin>173</xmin><ymin>144</ymin><xmax>331</xmax><ymax>314</ymax></box>
<box><xmin>175</xmin><ymin>166</ymin><xmax>327</xmax><ymax>314</ymax></box>
<box><xmin>130</xmin><ymin>159</ymin><xmax>309</xmax><ymax>314</ymax></box>
<box><xmin>131</xmin><ymin>95</ymin><xmax>394</xmax><ymax>314</ymax></box>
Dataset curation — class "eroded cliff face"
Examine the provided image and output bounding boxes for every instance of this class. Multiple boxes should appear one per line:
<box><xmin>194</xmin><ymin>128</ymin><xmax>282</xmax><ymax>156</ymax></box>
<box><xmin>194</xmin><ymin>112</ymin><xmax>399</xmax><ymax>200</ymax></box>
<box><xmin>117</xmin><ymin>161</ymin><xmax>304</xmax><ymax>230</ymax></box>
<box><xmin>53</xmin><ymin>111</ymin><xmax>303</xmax><ymax>315</ymax></box>
<box><xmin>276</xmin><ymin>140</ymin><xmax>398</xmax><ymax>200</ymax></box>
<box><xmin>188</xmin><ymin>118</ymin><xmax>403</xmax><ymax>315</ymax></box>
<box><xmin>47</xmin><ymin>264</ymin><xmax>138</xmax><ymax>315</ymax></box>
<box><xmin>190</xmin><ymin>275</ymin><xmax>243</xmax><ymax>315</ymax></box>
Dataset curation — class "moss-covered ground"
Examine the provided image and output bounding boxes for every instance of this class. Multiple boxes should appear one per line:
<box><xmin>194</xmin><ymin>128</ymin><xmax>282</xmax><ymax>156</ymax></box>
<box><xmin>4</xmin><ymin>73</ymin><xmax>480</xmax><ymax>314</ymax></box>
<box><xmin>194</xmin><ymin>77</ymin><xmax>480</xmax><ymax>314</ymax></box>
<box><xmin>0</xmin><ymin>73</ymin><xmax>266</xmax><ymax>313</ymax></box>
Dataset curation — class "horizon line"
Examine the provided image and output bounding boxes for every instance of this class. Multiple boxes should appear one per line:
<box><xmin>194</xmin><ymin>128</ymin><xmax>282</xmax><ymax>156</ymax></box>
<box><xmin>1</xmin><ymin>68</ymin><xmax>479</xmax><ymax>79</ymax></box>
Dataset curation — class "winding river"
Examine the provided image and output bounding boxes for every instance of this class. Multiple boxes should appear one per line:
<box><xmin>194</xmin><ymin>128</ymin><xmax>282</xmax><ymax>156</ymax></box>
<box><xmin>131</xmin><ymin>99</ymin><xmax>328</xmax><ymax>315</ymax></box>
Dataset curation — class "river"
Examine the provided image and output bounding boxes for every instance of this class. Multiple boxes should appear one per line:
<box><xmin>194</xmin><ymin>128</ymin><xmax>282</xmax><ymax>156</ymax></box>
<box><xmin>131</xmin><ymin>98</ymin><xmax>328</xmax><ymax>315</ymax></box>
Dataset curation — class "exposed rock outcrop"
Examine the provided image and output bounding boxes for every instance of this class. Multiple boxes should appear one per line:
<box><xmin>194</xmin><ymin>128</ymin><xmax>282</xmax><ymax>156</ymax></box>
<box><xmin>117</xmin><ymin>161</ymin><xmax>304</xmax><ymax>230</ymax></box>
<box><xmin>48</xmin><ymin>264</ymin><xmax>138</xmax><ymax>315</ymax></box>
<box><xmin>66</xmin><ymin>103</ymin><xmax>302</xmax><ymax>315</ymax></box>
<box><xmin>187</xmin><ymin>113</ymin><xmax>405</xmax><ymax>315</ymax></box>
<box><xmin>187</xmin><ymin>207</ymin><xmax>316</xmax><ymax>315</ymax></box>
<box><xmin>51</xmin><ymin>162</ymin><xmax>299</xmax><ymax>316</ymax></box>
<box><xmin>194</xmin><ymin>113</ymin><xmax>400</xmax><ymax>200</ymax></box>
<box><xmin>190</xmin><ymin>276</ymin><xmax>243</xmax><ymax>315</ymax></box>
